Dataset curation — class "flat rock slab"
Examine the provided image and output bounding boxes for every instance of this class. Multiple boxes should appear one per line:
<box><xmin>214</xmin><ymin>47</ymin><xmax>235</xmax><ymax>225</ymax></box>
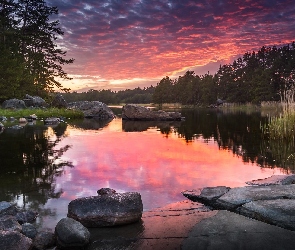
<box><xmin>216</xmin><ymin>184</ymin><xmax>295</xmax><ymax>210</ymax></box>
<box><xmin>240</xmin><ymin>199</ymin><xmax>295</xmax><ymax>231</ymax></box>
<box><xmin>182</xmin><ymin>210</ymin><xmax>295</xmax><ymax>250</ymax></box>
<box><xmin>246</xmin><ymin>174</ymin><xmax>295</xmax><ymax>186</ymax></box>
<box><xmin>182</xmin><ymin>186</ymin><xmax>230</xmax><ymax>205</ymax></box>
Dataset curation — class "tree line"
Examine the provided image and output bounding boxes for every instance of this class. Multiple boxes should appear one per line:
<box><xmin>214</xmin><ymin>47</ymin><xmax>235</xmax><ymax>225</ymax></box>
<box><xmin>153</xmin><ymin>42</ymin><xmax>295</xmax><ymax>105</ymax></box>
<box><xmin>62</xmin><ymin>86</ymin><xmax>155</xmax><ymax>105</ymax></box>
<box><xmin>63</xmin><ymin>42</ymin><xmax>295</xmax><ymax>106</ymax></box>
<box><xmin>0</xmin><ymin>0</ymin><xmax>73</xmax><ymax>103</ymax></box>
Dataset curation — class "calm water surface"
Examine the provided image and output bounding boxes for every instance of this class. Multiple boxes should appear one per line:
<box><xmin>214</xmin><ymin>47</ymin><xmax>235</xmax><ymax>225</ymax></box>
<box><xmin>0</xmin><ymin>108</ymin><xmax>293</xmax><ymax>229</ymax></box>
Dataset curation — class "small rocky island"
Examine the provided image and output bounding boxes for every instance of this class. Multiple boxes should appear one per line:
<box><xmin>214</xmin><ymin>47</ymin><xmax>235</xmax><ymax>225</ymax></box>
<box><xmin>122</xmin><ymin>104</ymin><xmax>182</xmax><ymax>121</ymax></box>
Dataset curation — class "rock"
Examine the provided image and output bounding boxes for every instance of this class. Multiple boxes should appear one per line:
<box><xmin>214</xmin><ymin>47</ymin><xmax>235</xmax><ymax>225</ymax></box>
<box><xmin>0</xmin><ymin>116</ymin><xmax>7</xmax><ymax>121</ymax></box>
<box><xmin>0</xmin><ymin>201</ymin><xmax>18</xmax><ymax>216</ymax></box>
<box><xmin>0</xmin><ymin>230</ymin><xmax>32</xmax><ymax>250</ymax></box>
<box><xmin>182</xmin><ymin>186</ymin><xmax>230</xmax><ymax>206</ymax></box>
<box><xmin>15</xmin><ymin>210</ymin><xmax>38</xmax><ymax>224</ymax></box>
<box><xmin>246</xmin><ymin>174</ymin><xmax>295</xmax><ymax>186</ymax></box>
<box><xmin>87</xmin><ymin>200</ymin><xmax>215</xmax><ymax>250</ymax></box>
<box><xmin>67</xmin><ymin>101</ymin><xmax>115</xmax><ymax>120</ymax></box>
<box><xmin>182</xmin><ymin>210</ymin><xmax>295</xmax><ymax>250</ymax></box>
<box><xmin>240</xmin><ymin>199</ymin><xmax>295</xmax><ymax>231</ymax></box>
<box><xmin>0</xmin><ymin>122</ymin><xmax>4</xmax><ymax>133</ymax></box>
<box><xmin>44</xmin><ymin>117</ymin><xmax>60</xmax><ymax>125</ymax></box>
<box><xmin>55</xmin><ymin>217</ymin><xmax>90</xmax><ymax>249</ymax></box>
<box><xmin>0</xmin><ymin>215</ymin><xmax>22</xmax><ymax>232</ymax></box>
<box><xmin>32</xmin><ymin>229</ymin><xmax>56</xmax><ymax>250</ymax></box>
<box><xmin>122</xmin><ymin>104</ymin><xmax>182</xmax><ymax>121</ymax></box>
<box><xmin>68</xmin><ymin>191</ymin><xmax>143</xmax><ymax>227</ymax></box>
<box><xmin>19</xmin><ymin>117</ymin><xmax>27</xmax><ymax>123</ymax></box>
<box><xmin>51</xmin><ymin>94</ymin><xmax>68</xmax><ymax>108</ymax></box>
<box><xmin>215</xmin><ymin>185</ymin><xmax>295</xmax><ymax>210</ymax></box>
<box><xmin>97</xmin><ymin>188</ymin><xmax>116</xmax><ymax>195</ymax></box>
<box><xmin>23</xmin><ymin>94</ymin><xmax>47</xmax><ymax>108</ymax></box>
<box><xmin>21</xmin><ymin>223</ymin><xmax>38</xmax><ymax>239</ymax></box>
<box><xmin>2</xmin><ymin>99</ymin><xmax>26</xmax><ymax>109</ymax></box>
<box><xmin>28</xmin><ymin>114</ymin><xmax>37</xmax><ymax>121</ymax></box>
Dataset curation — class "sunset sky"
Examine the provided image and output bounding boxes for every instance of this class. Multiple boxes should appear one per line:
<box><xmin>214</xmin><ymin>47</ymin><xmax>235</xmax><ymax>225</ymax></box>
<box><xmin>47</xmin><ymin>0</ymin><xmax>295</xmax><ymax>92</ymax></box>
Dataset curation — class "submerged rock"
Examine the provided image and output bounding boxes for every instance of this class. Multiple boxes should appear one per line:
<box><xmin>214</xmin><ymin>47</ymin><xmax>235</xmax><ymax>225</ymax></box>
<box><xmin>122</xmin><ymin>104</ymin><xmax>182</xmax><ymax>121</ymax></box>
<box><xmin>68</xmin><ymin>191</ymin><xmax>143</xmax><ymax>227</ymax></box>
<box><xmin>44</xmin><ymin>117</ymin><xmax>60</xmax><ymax>125</ymax></box>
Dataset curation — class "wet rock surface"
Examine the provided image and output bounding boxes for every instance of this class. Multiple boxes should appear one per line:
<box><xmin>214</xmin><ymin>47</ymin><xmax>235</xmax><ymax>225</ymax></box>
<box><xmin>68</xmin><ymin>191</ymin><xmax>143</xmax><ymax>227</ymax></box>
<box><xmin>122</xmin><ymin>104</ymin><xmax>182</xmax><ymax>121</ymax></box>
<box><xmin>86</xmin><ymin>200</ymin><xmax>216</xmax><ymax>250</ymax></box>
<box><xmin>182</xmin><ymin>210</ymin><xmax>295</xmax><ymax>250</ymax></box>
<box><xmin>183</xmin><ymin>174</ymin><xmax>295</xmax><ymax>232</ymax></box>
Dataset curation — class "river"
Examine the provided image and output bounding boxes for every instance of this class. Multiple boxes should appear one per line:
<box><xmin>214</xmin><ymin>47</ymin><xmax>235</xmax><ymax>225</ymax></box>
<box><xmin>0</xmin><ymin>108</ymin><xmax>292</xmax><ymax>229</ymax></box>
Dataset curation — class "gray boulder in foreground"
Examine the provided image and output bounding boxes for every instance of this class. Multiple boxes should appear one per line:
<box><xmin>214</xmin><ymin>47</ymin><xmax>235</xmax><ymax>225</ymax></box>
<box><xmin>122</xmin><ymin>104</ymin><xmax>182</xmax><ymax>121</ymax></box>
<box><xmin>67</xmin><ymin>191</ymin><xmax>143</xmax><ymax>227</ymax></box>
<box><xmin>67</xmin><ymin>101</ymin><xmax>115</xmax><ymax>120</ymax></box>
<box><xmin>55</xmin><ymin>217</ymin><xmax>90</xmax><ymax>249</ymax></box>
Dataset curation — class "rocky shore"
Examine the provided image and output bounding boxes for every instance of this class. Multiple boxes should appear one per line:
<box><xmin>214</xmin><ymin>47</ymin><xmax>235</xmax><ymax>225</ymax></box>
<box><xmin>1</xmin><ymin>176</ymin><xmax>295</xmax><ymax>249</ymax></box>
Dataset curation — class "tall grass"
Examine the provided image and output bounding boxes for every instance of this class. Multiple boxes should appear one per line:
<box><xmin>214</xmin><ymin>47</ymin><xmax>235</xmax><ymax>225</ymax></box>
<box><xmin>0</xmin><ymin>108</ymin><xmax>84</xmax><ymax>119</ymax></box>
<box><xmin>263</xmin><ymin>87</ymin><xmax>295</xmax><ymax>141</ymax></box>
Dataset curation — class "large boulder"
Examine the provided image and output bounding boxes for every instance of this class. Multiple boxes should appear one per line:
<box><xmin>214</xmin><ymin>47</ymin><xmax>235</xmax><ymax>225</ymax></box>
<box><xmin>67</xmin><ymin>190</ymin><xmax>143</xmax><ymax>227</ymax></box>
<box><xmin>23</xmin><ymin>94</ymin><xmax>48</xmax><ymax>108</ymax></box>
<box><xmin>55</xmin><ymin>217</ymin><xmax>90</xmax><ymax>249</ymax></box>
<box><xmin>67</xmin><ymin>101</ymin><xmax>115</xmax><ymax>120</ymax></box>
<box><xmin>51</xmin><ymin>94</ymin><xmax>68</xmax><ymax>108</ymax></box>
<box><xmin>2</xmin><ymin>99</ymin><xmax>26</xmax><ymax>109</ymax></box>
<box><xmin>122</xmin><ymin>104</ymin><xmax>182</xmax><ymax>121</ymax></box>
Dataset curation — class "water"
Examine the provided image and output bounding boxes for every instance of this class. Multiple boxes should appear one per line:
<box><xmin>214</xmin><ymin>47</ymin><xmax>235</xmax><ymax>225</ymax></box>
<box><xmin>0</xmin><ymin>108</ymin><xmax>292</xmax><ymax>229</ymax></box>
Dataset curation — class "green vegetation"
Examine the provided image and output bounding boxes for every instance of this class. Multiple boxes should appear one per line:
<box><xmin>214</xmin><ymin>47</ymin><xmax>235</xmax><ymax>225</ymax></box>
<box><xmin>0</xmin><ymin>0</ymin><xmax>73</xmax><ymax>103</ymax></box>
<box><xmin>0</xmin><ymin>108</ymin><xmax>84</xmax><ymax>119</ymax></box>
<box><xmin>263</xmin><ymin>87</ymin><xmax>295</xmax><ymax>141</ymax></box>
<box><xmin>62</xmin><ymin>87</ymin><xmax>155</xmax><ymax>105</ymax></box>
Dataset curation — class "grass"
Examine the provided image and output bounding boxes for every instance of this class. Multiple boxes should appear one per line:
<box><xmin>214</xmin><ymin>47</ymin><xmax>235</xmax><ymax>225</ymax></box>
<box><xmin>0</xmin><ymin>108</ymin><xmax>84</xmax><ymax>120</ymax></box>
<box><xmin>263</xmin><ymin>110</ymin><xmax>295</xmax><ymax>141</ymax></box>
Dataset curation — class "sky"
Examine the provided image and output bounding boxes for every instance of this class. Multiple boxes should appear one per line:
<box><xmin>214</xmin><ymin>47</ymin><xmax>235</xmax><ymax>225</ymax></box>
<box><xmin>46</xmin><ymin>0</ymin><xmax>295</xmax><ymax>92</ymax></box>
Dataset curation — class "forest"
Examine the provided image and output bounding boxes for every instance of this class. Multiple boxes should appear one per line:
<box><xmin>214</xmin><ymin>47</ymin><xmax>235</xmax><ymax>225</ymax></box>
<box><xmin>63</xmin><ymin>42</ymin><xmax>295</xmax><ymax>106</ymax></box>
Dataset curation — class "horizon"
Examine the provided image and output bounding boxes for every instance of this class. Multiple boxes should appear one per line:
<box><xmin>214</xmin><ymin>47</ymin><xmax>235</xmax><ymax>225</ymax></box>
<box><xmin>46</xmin><ymin>0</ymin><xmax>295</xmax><ymax>93</ymax></box>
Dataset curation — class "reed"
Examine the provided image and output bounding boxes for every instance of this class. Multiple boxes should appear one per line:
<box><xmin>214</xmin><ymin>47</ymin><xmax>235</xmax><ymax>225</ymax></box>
<box><xmin>263</xmin><ymin>86</ymin><xmax>295</xmax><ymax>141</ymax></box>
<box><xmin>0</xmin><ymin>108</ymin><xmax>84</xmax><ymax>119</ymax></box>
